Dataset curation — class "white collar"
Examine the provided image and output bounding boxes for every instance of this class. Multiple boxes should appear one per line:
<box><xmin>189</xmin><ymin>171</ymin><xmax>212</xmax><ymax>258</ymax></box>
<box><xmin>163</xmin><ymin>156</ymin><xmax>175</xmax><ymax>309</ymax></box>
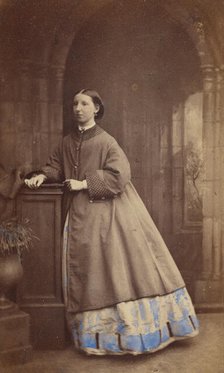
<box><xmin>78</xmin><ymin>121</ymin><xmax>96</xmax><ymax>132</ymax></box>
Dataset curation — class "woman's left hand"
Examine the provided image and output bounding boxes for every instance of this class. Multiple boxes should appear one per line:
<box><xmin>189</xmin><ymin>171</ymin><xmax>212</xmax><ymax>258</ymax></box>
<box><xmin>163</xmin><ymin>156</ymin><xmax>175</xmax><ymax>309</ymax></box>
<box><xmin>64</xmin><ymin>179</ymin><xmax>86</xmax><ymax>191</ymax></box>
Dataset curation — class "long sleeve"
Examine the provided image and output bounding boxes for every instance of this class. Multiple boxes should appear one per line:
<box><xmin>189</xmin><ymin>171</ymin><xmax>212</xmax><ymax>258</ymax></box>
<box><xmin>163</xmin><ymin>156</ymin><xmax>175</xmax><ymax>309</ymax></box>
<box><xmin>85</xmin><ymin>140</ymin><xmax>131</xmax><ymax>201</ymax></box>
<box><xmin>41</xmin><ymin>141</ymin><xmax>64</xmax><ymax>182</ymax></box>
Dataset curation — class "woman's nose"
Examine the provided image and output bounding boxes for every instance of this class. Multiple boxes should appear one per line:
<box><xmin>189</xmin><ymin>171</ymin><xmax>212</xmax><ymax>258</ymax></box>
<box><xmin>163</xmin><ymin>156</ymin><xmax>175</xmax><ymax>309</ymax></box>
<box><xmin>74</xmin><ymin>104</ymin><xmax>81</xmax><ymax>112</ymax></box>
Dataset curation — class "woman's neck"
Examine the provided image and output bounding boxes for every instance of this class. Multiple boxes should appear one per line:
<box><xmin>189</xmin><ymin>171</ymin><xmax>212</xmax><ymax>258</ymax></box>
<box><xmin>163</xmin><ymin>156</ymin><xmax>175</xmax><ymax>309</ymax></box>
<box><xmin>78</xmin><ymin>119</ymin><xmax>96</xmax><ymax>131</ymax></box>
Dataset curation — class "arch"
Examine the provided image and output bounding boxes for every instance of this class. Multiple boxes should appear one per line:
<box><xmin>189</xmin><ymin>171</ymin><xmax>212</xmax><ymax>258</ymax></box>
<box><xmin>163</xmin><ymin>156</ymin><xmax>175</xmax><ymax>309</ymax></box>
<box><xmin>48</xmin><ymin>0</ymin><xmax>221</xmax><ymax>71</ymax></box>
<box><xmin>45</xmin><ymin>0</ymin><xmax>224</xmax><ymax>308</ymax></box>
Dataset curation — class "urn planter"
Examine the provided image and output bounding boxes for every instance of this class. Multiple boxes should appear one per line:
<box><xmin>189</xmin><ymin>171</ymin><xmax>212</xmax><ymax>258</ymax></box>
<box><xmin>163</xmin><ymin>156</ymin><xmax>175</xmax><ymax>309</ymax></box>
<box><xmin>0</xmin><ymin>219</ymin><xmax>34</xmax><ymax>310</ymax></box>
<box><xmin>0</xmin><ymin>254</ymin><xmax>23</xmax><ymax>310</ymax></box>
<box><xmin>0</xmin><ymin>219</ymin><xmax>34</xmax><ymax>364</ymax></box>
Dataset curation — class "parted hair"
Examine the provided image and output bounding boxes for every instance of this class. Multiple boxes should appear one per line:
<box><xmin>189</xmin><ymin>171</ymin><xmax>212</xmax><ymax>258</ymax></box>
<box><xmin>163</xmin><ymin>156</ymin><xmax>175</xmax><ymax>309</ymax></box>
<box><xmin>74</xmin><ymin>89</ymin><xmax>104</xmax><ymax>120</ymax></box>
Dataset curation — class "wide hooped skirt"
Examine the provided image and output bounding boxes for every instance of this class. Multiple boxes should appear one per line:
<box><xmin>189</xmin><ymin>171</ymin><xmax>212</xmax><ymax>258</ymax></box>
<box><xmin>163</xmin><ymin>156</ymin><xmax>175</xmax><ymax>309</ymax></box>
<box><xmin>63</xmin><ymin>213</ymin><xmax>199</xmax><ymax>356</ymax></box>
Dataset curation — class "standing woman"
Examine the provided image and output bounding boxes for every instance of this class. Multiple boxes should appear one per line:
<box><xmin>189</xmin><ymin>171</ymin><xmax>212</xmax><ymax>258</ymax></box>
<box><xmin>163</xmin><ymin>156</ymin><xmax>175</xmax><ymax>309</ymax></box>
<box><xmin>25</xmin><ymin>89</ymin><xmax>199</xmax><ymax>355</ymax></box>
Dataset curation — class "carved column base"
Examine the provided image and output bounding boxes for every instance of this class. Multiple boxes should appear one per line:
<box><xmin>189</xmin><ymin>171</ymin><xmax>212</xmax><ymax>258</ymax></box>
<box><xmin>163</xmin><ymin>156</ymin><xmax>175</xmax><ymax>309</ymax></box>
<box><xmin>0</xmin><ymin>309</ymin><xmax>32</xmax><ymax>365</ymax></box>
<box><xmin>194</xmin><ymin>279</ymin><xmax>224</xmax><ymax>312</ymax></box>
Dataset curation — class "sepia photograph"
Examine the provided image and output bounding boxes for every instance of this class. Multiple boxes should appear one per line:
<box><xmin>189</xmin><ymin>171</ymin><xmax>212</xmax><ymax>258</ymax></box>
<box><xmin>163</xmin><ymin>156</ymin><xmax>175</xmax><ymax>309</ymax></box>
<box><xmin>0</xmin><ymin>1</ymin><xmax>224</xmax><ymax>372</ymax></box>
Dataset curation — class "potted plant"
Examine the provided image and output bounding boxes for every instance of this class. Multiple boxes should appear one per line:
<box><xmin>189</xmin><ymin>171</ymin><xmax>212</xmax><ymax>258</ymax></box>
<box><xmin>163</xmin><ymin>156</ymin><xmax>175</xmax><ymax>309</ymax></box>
<box><xmin>0</xmin><ymin>218</ymin><xmax>35</xmax><ymax>310</ymax></box>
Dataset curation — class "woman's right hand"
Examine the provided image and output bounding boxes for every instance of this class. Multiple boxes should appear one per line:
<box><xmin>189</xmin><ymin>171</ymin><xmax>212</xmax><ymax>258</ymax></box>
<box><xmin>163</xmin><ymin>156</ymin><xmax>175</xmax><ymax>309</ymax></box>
<box><xmin>24</xmin><ymin>174</ymin><xmax>47</xmax><ymax>189</ymax></box>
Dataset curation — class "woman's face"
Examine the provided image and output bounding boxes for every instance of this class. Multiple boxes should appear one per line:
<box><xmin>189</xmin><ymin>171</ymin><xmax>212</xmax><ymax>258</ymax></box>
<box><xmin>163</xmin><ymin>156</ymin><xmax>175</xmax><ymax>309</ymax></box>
<box><xmin>73</xmin><ymin>93</ymin><xmax>99</xmax><ymax>126</ymax></box>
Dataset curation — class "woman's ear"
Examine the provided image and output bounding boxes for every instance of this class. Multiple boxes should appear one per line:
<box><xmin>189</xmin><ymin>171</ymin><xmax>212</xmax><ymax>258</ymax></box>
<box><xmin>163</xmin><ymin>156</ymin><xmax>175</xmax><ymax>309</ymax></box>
<box><xmin>94</xmin><ymin>104</ymin><xmax>100</xmax><ymax>115</ymax></box>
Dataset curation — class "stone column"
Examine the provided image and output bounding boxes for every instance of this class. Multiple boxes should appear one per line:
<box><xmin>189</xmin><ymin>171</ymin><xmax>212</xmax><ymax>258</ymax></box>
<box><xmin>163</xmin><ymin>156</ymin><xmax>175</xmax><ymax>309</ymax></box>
<box><xmin>32</xmin><ymin>63</ymin><xmax>49</xmax><ymax>168</ymax></box>
<box><xmin>49</xmin><ymin>65</ymin><xmax>65</xmax><ymax>104</ymax></box>
<box><xmin>213</xmin><ymin>68</ymin><xmax>222</xmax><ymax>280</ymax></box>
<box><xmin>0</xmin><ymin>66</ymin><xmax>15</xmax><ymax>169</ymax></box>
<box><xmin>48</xmin><ymin>65</ymin><xmax>64</xmax><ymax>153</ymax></box>
<box><xmin>171</xmin><ymin>103</ymin><xmax>184</xmax><ymax>233</ymax></box>
<box><xmin>14</xmin><ymin>59</ymin><xmax>34</xmax><ymax>169</ymax></box>
<box><xmin>220</xmin><ymin>67</ymin><xmax>224</xmax><ymax>280</ymax></box>
<box><xmin>201</xmin><ymin>64</ymin><xmax>216</xmax><ymax>280</ymax></box>
<box><xmin>195</xmin><ymin>65</ymin><xmax>224</xmax><ymax>310</ymax></box>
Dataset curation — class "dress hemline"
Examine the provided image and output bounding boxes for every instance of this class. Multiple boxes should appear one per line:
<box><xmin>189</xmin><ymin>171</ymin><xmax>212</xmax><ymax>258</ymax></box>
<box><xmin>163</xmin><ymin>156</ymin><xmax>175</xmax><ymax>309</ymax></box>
<box><xmin>75</xmin><ymin>330</ymin><xmax>199</xmax><ymax>356</ymax></box>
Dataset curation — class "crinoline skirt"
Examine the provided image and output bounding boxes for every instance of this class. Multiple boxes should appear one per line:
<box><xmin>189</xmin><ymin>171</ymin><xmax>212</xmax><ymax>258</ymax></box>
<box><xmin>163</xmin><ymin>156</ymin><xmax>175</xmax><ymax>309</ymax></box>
<box><xmin>62</xmin><ymin>215</ymin><xmax>199</xmax><ymax>355</ymax></box>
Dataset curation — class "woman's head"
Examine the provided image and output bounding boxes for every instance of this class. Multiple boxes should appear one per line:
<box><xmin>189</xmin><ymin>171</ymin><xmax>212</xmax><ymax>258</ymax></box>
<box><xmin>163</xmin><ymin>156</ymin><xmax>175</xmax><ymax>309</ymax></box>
<box><xmin>73</xmin><ymin>89</ymin><xmax>104</xmax><ymax>126</ymax></box>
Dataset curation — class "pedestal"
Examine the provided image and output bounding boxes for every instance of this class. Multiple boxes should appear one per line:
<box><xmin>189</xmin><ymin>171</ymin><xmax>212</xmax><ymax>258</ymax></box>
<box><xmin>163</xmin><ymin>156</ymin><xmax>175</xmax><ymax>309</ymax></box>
<box><xmin>0</xmin><ymin>308</ymin><xmax>32</xmax><ymax>365</ymax></box>
<box><xmin>16</xmin><ymin>185</ymin><xmax>66</xmax><ymax>349</ymax></box>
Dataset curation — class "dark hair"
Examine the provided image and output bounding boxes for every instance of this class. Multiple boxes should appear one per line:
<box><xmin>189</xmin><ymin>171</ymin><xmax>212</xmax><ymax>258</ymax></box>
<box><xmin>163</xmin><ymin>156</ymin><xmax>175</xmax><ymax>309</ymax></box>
<box><xmin>74</xmin><ymin>89</ymin><xmax>104</xmax><ymax>120</ymax></box>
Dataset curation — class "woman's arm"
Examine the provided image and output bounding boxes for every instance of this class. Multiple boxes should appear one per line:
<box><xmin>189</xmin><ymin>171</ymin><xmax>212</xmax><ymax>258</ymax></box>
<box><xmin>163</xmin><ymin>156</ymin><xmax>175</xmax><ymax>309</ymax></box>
<box><xmin>85</xmin><ymin>140</ymin><xmax>131</xmax><ymax>201</ymax></box>
<box><xmin>25</xmin><ymin>140</ymin><xmax>64</xmax><ymax>189</ymax></box>
<box><xmin>41</xmin><ymin>140</ymin><xmax>64</xmax><ymax>182</ymax></box>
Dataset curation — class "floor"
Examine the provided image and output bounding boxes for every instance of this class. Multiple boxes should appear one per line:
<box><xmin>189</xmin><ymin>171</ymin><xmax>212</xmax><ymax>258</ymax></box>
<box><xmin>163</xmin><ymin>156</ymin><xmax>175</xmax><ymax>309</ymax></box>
<box><xmin>1</xmin><ymin>313</ymin><xmax>224</xmax><ymax>373</ymax></box>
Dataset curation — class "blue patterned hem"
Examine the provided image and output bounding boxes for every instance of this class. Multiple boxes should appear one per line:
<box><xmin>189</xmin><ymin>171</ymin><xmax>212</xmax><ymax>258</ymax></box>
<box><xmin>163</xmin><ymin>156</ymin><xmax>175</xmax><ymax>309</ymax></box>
<box><xmin>72</xmin><ymin>320</ymin><xmax>198</xmax><ymax>355</ymax></box>
<box><xmin>68</xmin><ymin>287</ymin><xmax>199</xmax><ymax>355</ymax></box>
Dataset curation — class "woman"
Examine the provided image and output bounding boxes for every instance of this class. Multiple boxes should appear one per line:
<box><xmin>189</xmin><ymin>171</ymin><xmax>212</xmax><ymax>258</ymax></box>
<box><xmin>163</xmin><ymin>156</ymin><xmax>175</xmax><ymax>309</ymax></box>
<box><xmin>25</xmin><ymin>89</ymin><xmax>199</xmax><ymax>355</ymax></box>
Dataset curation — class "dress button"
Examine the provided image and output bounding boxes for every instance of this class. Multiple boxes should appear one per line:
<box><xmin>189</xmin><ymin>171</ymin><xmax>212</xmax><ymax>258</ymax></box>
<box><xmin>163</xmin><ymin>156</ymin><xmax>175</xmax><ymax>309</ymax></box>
<box><xmin>74</xmin><ymin>165</ymin><xmax>78</xmax><ymax>169</ymax></box>
<box><xmin>76</xmin><ymin>146</ymin><xmax>80</xmax><ymax>151</ymax></box>
<box><xmin>89</xmin><ymin>200</ymin><xmax>93</xmax><ymax>203</ymax></box>
<box><xmin>101</xmin><ymin>196</ymin><xmax>105</xmax><ymax>200</ymax></box>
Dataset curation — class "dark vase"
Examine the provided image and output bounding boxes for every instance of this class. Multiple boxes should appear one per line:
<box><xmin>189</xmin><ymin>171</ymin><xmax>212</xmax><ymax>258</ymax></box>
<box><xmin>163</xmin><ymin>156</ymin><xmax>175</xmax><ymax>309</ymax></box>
<box><xmin>0</xmin><ymin>253</ymin><xmax>23</xmax><ymax>310</ymax></box>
